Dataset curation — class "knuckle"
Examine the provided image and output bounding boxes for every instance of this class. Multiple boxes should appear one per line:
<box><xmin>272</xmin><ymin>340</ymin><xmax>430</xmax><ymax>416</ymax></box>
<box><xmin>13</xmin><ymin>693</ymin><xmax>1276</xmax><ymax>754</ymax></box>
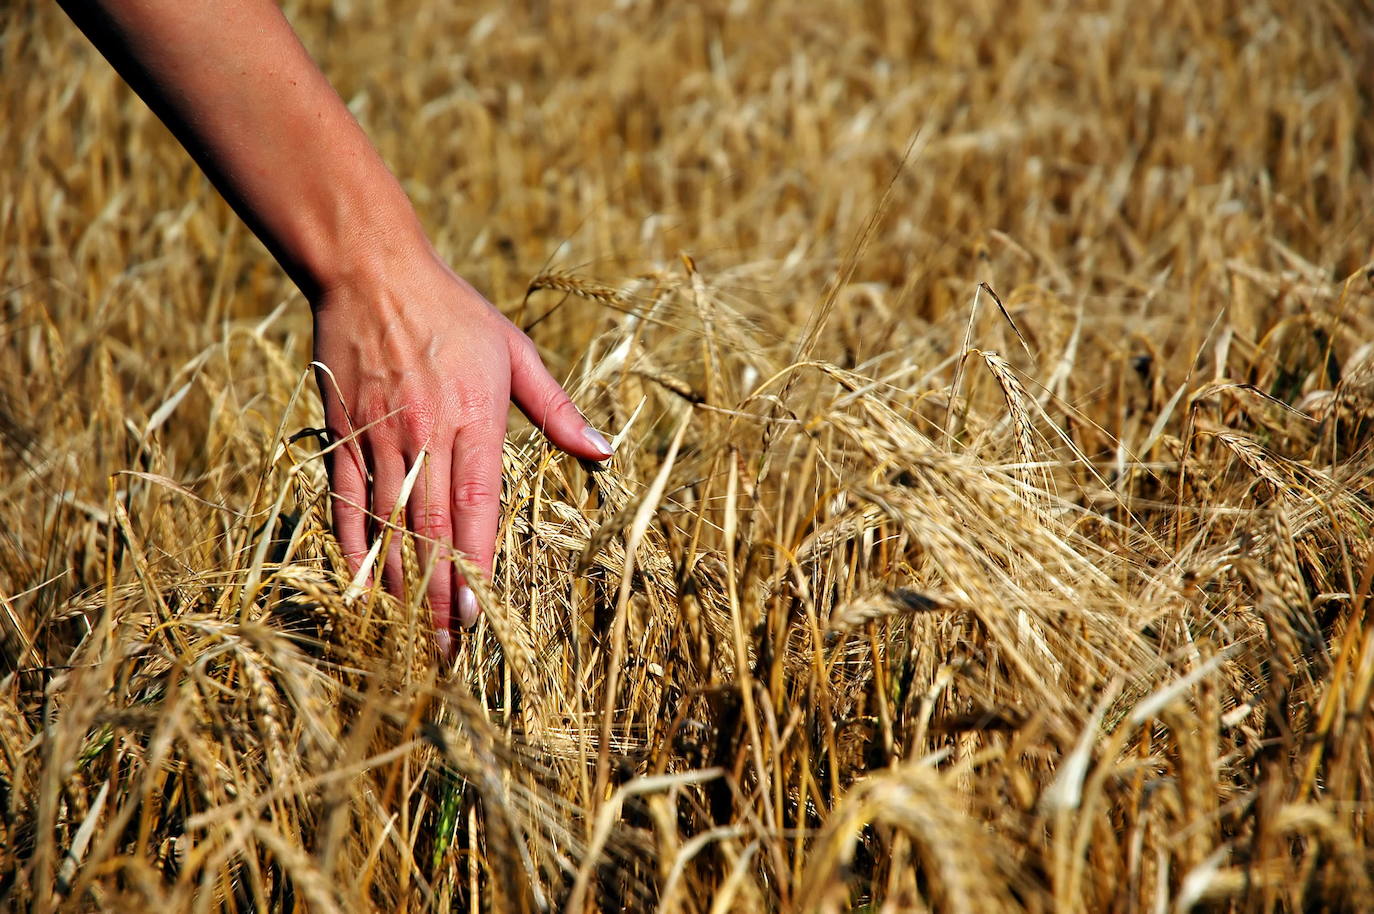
<box><xmin>411</xmin><ymin>502</ymin><xmax>452</xmax><ymax>533</ymax></box>
<box><xmin>529</xmin><ymin>385</ymin><xmax>577</xmax><ymax>426</ymax></box>
<box><xmin>451</xmin><ymin>384</ymin><xmax>502</xmax><ymax>422</ymax></box>
<box><xmin>358</xmin><ymin>391</ymin><xmax>442</xmax><ymax>450</ymax></box>
<box><xmin>367</xmin><ymin>418</ymin><xmax>407</xmax><ymax>452</ymax></box>
<box><xmin>548</xmin><ymin>391</ymin><xmax>581</xmax><ymax>422</ymax></box>
<box><xmin>452</xmin><ymin>477</ymin><xmax>499</xmax><ymax>511</ymax></box>
<box><xmin>400</xmin><ymin>404</ymin><xmax>440</xmax><ymax>447</ymax></box>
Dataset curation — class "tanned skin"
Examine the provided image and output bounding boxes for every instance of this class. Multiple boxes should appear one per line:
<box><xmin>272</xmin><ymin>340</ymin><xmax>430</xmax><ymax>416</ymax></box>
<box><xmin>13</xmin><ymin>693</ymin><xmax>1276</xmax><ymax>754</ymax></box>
<box><xmin>59</xmin><ymin>0</ymin><xmax>615</xmax><ymax>654</ymax></box>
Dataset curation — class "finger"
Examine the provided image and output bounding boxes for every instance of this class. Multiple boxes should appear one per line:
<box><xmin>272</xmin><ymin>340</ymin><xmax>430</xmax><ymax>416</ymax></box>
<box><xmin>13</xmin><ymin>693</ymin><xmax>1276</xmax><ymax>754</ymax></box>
<box><xmin>450</xmin><ymin>413</ymin><xmax>507</xmax><ymax>628</ymax></box>
<box><xmin>407</xmin><ymin>447</ymin><xmax>455</xmax><ymax>643</ymax></box>
<box><xmin>508</xmin><ymin>336</ymin><xmax>613</xmax><ymax>461</ymax></box>
<box><xmin>369</xmin><ymin>447</ymin><xmax>408</xmax><ymax>598</ymax></box>
<box><xmin>326</xmin><ymin>436</ymin><xmax>370</xmax><ymax>576</ymax></box>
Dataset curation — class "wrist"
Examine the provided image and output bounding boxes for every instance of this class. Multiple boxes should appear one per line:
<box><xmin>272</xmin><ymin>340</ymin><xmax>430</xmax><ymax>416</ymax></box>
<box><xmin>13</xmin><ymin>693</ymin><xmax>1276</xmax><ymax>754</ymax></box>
<box><xmin>292</xmin><ymin>183</ymin><xmax>432</xmax><ymax>306</ymax></box>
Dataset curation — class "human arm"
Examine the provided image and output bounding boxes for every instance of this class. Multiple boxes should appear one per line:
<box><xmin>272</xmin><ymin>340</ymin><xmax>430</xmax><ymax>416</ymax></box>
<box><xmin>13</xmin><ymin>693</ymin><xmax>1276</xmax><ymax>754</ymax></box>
<box><xmin>59</xmin><ymin>0</ymin><xmax>613</xmax><ymax>643</ymax></box>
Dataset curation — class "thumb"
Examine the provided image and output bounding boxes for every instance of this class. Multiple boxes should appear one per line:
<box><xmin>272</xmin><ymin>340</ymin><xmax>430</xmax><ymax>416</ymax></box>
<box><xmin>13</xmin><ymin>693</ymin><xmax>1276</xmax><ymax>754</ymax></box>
<box><xmin>508</xmin><ymin>336</ymin><xmax>613</xmax><ymax>461</ymax></box>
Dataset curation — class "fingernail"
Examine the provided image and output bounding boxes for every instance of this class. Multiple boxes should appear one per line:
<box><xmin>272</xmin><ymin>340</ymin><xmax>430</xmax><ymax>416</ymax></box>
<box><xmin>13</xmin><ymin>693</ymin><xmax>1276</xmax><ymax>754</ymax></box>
<box><xmin>435</xmin><ymin>628</ymin><xmax>452</xmax><ymax>658</ymax></box>
<box><xmin>457</xmin><ymin>585</ymin><xmax>480</xmax><ymax>628</ymax></box>
<box><xmin>583</xmin><ymin>427</ymin><xmax>613</xmax><ymax>458</ymax></box>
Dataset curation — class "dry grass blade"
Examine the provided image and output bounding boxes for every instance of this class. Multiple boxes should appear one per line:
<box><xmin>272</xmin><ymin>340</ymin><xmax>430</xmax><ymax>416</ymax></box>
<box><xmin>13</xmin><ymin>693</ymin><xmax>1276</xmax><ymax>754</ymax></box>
<box><xmin>3</xmin><ymin>1</ymin><xmax>1373</xmax><ymax>911</ymax></box>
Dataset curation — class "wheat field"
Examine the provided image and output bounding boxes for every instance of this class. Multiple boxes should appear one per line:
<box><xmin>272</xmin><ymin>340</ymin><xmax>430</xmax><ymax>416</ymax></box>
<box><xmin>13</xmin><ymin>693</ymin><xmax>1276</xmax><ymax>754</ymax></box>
<box><xmin>3</xmin><ymin>0</ymin><xmax>1374</xmax><ymax>911</ymax></box>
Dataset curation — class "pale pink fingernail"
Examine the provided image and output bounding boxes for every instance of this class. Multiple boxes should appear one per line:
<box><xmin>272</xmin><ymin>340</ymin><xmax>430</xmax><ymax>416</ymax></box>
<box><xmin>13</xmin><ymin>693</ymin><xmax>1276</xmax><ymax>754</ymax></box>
<box><xmin>435</xmin><ymin>628</ymin><xmax>452</xmax><ymax>658</ymax></box>
<box><xmin>583</xmin><ymin>427</ymin><xmax>613</xmax><ymax>458</ymax></box>
<box><xmin>457</xmin><ymin>586</ymin><xmax>480</xmax><ymax>628</ymax></box>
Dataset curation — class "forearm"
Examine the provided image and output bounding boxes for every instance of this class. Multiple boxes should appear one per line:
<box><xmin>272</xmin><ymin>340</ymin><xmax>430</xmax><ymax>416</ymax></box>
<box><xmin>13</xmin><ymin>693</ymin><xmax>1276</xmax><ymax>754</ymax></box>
<box><xmin>63</xmin><ymin>0</ymin><xmax>612</xmax><ymax>642</ymax></box>
<box><xmin>59</xmin><ymin>0</ymin><xmax>425</xmax><ymax>299</ymax></box>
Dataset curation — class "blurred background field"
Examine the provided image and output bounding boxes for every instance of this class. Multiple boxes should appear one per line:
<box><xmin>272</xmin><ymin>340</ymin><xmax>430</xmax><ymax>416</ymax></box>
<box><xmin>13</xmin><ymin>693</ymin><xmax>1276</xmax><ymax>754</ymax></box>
<box><xmin>3</xmin><ymin>0</ymin><xmax>1374</xmax><ymax>910</ymax></box>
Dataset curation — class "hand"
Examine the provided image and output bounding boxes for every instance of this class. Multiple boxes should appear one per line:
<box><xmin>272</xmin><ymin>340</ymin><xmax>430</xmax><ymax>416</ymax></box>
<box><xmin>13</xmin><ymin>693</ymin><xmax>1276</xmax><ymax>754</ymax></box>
<box><xmin>58</xmin><ymin>0</ymin><xmax>612</xmax><ymax>651</ymax></box>
<box><xmin>311</xmin><ymin>245</ymin><xmax>613</xmax><ymax>648</ymax></box>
